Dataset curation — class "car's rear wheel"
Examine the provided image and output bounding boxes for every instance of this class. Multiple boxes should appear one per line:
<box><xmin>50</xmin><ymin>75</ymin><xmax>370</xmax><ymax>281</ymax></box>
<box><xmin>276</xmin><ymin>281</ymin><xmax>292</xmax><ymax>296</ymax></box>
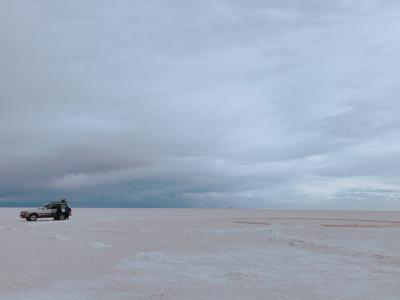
<box><xmin>59</xmin><ymin>214</ymin><xmax>65</xmax><ymax>220</ymax></box>
<box><xmin>28</xmin><ymin>214</ymin><xmax>37</xmax><ymax>221</ymax></box>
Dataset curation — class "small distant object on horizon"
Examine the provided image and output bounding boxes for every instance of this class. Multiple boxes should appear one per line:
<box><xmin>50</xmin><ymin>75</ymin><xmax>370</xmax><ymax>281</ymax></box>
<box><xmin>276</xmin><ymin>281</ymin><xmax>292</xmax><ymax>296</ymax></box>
<box><xmin>19</xmin><ymin>199</ymin><xmax>72</xmax><ymax>221</ymax></box>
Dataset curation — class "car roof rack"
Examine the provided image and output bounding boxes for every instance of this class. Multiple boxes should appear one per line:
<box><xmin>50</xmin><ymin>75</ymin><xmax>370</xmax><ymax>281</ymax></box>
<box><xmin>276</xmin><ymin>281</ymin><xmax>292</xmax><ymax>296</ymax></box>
<box><xmin>48</xmin><ymin>199</ymin><xmax>69</xmax><ymax>205</ymax></box>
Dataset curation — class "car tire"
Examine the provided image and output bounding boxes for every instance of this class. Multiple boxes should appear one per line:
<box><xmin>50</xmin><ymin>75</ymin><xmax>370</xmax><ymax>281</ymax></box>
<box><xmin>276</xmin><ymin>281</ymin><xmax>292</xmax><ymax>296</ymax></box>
<box><xmin>28</xmin><ymin>214</ymin><xmax>37</xmax><ymax>221</ymax></box>
<box><xmin>59</xmin><ymin>215</ymin><xmax>65</xmax><ymax>220</ymax></box>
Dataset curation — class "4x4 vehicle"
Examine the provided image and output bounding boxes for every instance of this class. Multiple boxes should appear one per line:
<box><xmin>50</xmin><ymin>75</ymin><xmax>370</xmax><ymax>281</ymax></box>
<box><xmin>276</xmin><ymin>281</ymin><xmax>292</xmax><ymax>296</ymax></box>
<box><xmin>20</xmin><ymin>199</ymin><xmax>72</xmax><ymax>221</ymax></box>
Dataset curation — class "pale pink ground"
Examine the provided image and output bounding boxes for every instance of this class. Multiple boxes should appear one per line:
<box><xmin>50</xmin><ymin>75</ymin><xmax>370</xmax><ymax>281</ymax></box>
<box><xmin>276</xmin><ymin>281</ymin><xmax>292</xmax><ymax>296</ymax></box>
<box><xmin>1</xmin><ymin>208</ymin><xmax>400</xmax><ymax>299</ymax></box>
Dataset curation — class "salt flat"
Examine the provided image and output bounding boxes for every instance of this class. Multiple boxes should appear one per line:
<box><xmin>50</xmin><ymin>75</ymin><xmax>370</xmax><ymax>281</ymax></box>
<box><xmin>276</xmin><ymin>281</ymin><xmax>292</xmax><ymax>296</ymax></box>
<box><xmin>1</xmin><ymin>208</ymin><xmax>400</xmax><ymax>300</ymax></box>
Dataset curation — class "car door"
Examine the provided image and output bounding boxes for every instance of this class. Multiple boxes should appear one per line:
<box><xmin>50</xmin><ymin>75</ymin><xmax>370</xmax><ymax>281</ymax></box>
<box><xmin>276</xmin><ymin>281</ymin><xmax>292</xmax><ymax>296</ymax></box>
<box><xmin>40</xmin><ymin>205</ymin><xmax>53</xmax><ymax>217</ymax></box>
<box><xmin>50</xmin><ymin>204</ymin><xmax>58</xmax><ymax>217</ymax></box>
<box><xmin>60</xmin><ymin>204</ymin><xmax>66</xmax><ymax>215</ymax></box>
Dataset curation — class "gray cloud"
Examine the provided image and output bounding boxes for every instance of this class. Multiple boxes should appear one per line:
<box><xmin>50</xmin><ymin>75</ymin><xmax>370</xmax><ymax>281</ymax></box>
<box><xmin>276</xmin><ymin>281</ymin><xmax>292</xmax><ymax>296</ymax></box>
<box><xmin>1</xmin><ymin>0</ymin><xmax>400</xmax><ymax>208</ymax></box>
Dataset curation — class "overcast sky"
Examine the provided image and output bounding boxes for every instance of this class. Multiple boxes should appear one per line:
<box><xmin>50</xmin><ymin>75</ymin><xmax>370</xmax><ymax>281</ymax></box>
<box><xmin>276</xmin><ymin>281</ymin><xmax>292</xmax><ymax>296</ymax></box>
<box><xmin>1</xmin><ymin>0</ymin><xmax>400</xmax><ymax>208</ymax></box>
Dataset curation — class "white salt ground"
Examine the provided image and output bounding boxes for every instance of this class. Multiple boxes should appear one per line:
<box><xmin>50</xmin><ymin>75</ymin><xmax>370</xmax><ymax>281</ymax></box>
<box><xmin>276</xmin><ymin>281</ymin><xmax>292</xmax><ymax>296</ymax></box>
<box><xmin>0</xmin><ymin>208</ymin><xmax>400</xmax><ymax>300</ymax></box>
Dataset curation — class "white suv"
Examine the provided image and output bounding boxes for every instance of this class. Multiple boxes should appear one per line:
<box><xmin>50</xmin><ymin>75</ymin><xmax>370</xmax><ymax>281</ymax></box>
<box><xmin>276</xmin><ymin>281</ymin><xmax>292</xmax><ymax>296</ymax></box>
<box><xmin>20</xmin><ymin>200</ymin><xmax>71</xmax><ymax>221</ymax></box>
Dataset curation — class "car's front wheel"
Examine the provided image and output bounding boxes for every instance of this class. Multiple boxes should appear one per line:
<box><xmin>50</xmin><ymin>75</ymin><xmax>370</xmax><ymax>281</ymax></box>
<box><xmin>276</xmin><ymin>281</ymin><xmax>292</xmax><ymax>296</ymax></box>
<box><xmin>28</xmin><ymin>214</ymin><xmax>37</xmax><ymax>221</ymax></box>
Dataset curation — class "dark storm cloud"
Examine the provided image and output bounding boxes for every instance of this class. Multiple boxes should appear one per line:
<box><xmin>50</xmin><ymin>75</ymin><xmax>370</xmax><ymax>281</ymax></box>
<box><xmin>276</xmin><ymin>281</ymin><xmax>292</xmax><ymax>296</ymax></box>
<box><xmin>1</xmin><ymin>0</ymin><xmax>400</xmax><ymax>208</ymax></box>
